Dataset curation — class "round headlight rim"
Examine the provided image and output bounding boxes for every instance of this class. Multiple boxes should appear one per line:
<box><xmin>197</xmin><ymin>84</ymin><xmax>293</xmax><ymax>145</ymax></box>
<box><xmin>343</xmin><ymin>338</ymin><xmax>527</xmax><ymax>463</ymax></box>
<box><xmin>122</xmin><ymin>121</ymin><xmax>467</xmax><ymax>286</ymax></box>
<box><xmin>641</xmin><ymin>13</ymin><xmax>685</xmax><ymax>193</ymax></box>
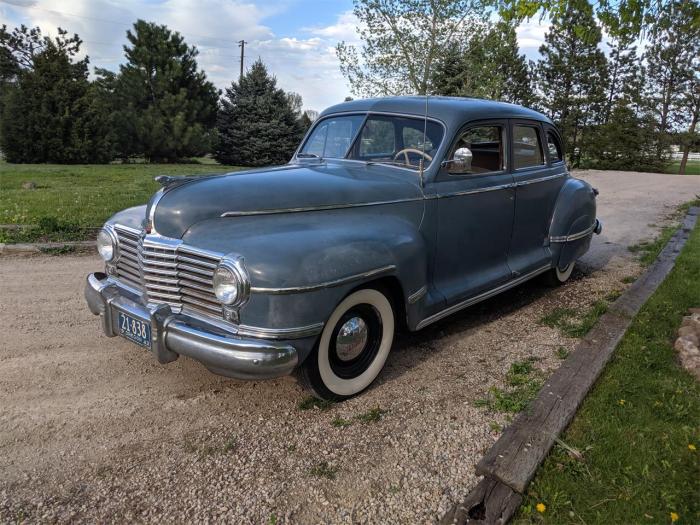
<box><xmin>213</xmin><ymin>254</ymin><xmax>250</xmax><ymax>308</ymax></box>
<box><xmin>97</xmin><ymin>225</ymin><xmax>119</xmax><ymax>263</ymax></box>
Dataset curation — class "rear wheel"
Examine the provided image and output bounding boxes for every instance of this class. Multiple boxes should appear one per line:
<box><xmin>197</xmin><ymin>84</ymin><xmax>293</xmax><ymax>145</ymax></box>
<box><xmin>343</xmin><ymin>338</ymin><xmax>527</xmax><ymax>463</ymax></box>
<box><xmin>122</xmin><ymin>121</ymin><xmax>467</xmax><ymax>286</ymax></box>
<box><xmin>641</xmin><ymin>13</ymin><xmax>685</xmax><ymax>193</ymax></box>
<box><xmin>298</xmin><ymin>288</ymin><xmax>395</xmax><ymax>400</ymax></box>
<box><xmin>544</xmin><ymin>262</ymin><xmax>575</xmax><ymax>286</ymax></box>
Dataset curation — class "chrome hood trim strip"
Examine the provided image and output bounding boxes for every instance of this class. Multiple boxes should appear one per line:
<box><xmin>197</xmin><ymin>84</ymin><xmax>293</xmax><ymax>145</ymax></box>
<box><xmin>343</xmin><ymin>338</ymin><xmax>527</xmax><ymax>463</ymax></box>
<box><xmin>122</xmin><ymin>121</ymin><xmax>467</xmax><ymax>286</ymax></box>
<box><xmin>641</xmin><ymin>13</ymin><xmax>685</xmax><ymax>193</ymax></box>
<box><xmin>251</xmin><ymin>265</ymin><xmax>396</xmax><ymax>294</ymax></box>
<box><xmin>221</xmin><ymin>199</ymin><xmax>422</xmax><ymax>217</ymax></box>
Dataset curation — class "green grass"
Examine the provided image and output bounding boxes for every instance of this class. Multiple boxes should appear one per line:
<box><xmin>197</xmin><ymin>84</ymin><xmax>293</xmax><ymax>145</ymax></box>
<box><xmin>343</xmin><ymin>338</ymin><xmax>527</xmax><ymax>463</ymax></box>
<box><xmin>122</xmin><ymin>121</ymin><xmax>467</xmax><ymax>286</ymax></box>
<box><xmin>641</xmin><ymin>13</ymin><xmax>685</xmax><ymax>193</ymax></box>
<box><xmin>0</xmin><ymin>162</ymin><xmax>240</xmax><ymax>242</ymax></box>
<box><xmin>664</xmin><ymin>160</ymin><xmax>700</xmax><ymax>175</ymax></box>
<box><xmin>515</xmin><ymin>219</ymin><xmax>700</xmax><ymax>525</ymax></box>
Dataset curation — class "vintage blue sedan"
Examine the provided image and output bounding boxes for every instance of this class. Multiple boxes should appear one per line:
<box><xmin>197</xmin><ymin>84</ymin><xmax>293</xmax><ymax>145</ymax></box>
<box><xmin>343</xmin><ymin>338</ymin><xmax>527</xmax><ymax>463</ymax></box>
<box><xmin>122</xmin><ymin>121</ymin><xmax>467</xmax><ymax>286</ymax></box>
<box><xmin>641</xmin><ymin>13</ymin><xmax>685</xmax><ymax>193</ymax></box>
<box><xmin>85</xmin><ymin>96</ymin><xmax>601</xmax><ymax>400</ymax></box>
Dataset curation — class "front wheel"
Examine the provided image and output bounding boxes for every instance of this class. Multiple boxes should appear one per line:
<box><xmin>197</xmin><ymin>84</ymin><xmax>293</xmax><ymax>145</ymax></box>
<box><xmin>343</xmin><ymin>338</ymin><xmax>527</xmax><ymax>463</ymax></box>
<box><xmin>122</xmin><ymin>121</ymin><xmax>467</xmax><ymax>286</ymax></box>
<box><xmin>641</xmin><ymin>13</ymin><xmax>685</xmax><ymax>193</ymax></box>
<box><xmin>298</xmin><ymin>288</ymin><xmax>395</xmax><ymax>400</ymax></box>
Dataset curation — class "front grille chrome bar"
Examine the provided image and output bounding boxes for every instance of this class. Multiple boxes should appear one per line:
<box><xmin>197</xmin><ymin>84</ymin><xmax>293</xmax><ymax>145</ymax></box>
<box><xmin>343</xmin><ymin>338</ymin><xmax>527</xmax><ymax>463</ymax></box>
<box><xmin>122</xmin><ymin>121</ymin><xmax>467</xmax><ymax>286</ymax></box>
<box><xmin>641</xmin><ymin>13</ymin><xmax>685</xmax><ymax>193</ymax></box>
<box><xmin>112</xmin><ymin>225</ymin><xmax>224</xmax><ymax>317</ymax></box>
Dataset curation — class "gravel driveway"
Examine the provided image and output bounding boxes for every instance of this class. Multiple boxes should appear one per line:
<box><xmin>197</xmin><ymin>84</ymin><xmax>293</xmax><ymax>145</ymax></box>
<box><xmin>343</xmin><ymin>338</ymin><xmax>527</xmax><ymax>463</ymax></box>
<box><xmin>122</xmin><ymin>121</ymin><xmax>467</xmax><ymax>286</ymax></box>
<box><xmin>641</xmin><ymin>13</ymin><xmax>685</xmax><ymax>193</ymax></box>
<box><xmin>1</xmin><ymin>170</ymin><xmax>698</xmax><ymax>523</ymax></box>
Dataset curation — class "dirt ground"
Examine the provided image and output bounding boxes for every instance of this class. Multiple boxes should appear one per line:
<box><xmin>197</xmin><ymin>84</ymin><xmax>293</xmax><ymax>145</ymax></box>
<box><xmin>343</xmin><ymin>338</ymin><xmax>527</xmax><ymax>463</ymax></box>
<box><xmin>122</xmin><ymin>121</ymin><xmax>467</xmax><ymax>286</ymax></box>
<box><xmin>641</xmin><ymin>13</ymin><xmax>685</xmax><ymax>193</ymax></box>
<box><xmin>1</xmin><ymin>170</ymin><xmax>698</xmax><ymax>524</ymax></box>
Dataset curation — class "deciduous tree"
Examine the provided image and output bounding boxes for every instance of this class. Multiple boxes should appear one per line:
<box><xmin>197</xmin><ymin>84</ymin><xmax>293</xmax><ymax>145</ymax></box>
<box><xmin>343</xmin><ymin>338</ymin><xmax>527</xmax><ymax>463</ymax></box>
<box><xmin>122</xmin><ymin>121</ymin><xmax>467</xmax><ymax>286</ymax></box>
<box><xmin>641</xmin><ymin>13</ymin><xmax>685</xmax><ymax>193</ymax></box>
<box><xmin>337</xmin><ymin>0</ymin><xmax>484</xmax><ymax>96</ymax></box>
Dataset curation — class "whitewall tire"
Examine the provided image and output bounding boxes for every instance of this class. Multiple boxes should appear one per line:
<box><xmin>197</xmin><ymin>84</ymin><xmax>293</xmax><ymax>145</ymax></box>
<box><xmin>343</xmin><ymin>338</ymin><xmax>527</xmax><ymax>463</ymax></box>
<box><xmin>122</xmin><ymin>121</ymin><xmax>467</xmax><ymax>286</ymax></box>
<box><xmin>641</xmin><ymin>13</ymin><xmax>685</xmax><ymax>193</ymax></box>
<box><xmin>544</xmin><ymin>262</ymin><xmax>575</xmax><ymax>286</ymax></box>
<box><xmin>298</xmin><ymin>288</ymin><xmax>395</xmax><ymax>400</ymax></box>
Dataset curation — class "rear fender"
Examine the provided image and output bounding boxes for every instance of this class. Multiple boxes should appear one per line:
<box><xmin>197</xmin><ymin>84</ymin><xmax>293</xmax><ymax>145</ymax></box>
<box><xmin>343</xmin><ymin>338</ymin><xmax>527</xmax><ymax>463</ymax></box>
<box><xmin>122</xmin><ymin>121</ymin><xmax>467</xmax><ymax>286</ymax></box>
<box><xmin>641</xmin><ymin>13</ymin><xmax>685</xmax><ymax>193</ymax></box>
<box><xmin>548</xmin><ymin>178</ymin><xmax>598</xmax><ymax>270</ymax></box>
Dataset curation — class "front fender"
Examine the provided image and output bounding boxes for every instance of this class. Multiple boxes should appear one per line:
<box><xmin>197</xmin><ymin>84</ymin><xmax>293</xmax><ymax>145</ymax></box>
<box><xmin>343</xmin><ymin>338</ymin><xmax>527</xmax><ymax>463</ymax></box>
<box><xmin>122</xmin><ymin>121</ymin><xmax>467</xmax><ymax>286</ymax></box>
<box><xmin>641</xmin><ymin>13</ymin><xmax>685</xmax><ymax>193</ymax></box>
<box><xmin>182</xmin><ymin>205</ymin><xmax>427</xmax><ymax>354</ymax></box>
<box><xmin>548</xmin><ymin>177</ymin><xmax>598</xmax><ymax>269</ymax></box>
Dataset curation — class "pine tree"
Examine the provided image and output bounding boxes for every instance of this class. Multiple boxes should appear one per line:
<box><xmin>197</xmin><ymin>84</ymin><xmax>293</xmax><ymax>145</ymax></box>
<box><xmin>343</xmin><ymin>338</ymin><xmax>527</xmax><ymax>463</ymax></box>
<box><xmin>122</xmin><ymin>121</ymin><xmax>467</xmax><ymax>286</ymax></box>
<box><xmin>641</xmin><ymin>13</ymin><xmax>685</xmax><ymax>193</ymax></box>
<box><xmin>602</xmin><ymin>34</ymin><xmax>640</xmax><ymax>123</ymax></box>
<box><xmin>431</xmin><ymin>21</ymin><xmax>531</xmax><ymax>105</ymax></box>
<box><xmin>112</xmin><ymin>20</ymin><xmax>219</xmax><ymax>162</ymax></box>
<box><xmin>535</xmin><ymin>0</ymin><xmax>608</xmax><ymax>164</ymax></box>
<box><xmin>215</xmin><ymin>60</ymin><xmax>304</xmax><ymax>167</ymax></box>
<box><xmin>0</xmin><ymin>29</ymin><xmax>114</xmax><ymax>163</ymax></box>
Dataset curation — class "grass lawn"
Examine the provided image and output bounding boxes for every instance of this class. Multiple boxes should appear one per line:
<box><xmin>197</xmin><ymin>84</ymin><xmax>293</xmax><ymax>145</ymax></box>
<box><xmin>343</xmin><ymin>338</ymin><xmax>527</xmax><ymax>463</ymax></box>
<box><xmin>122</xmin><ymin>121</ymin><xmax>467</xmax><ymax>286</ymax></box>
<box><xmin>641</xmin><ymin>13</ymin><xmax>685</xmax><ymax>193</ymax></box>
<box><xmin>515</xmin><ymin>218</ymin><xmax>700</xmax><ymax>524</ymax></box>
<box><xmin>664</xmin><ymin>160</ymin><xmax>700</xmax><ymax>175</ymax></box>
<box><xmin>0</xmin><ymin>162</ymin><xmax>241</xmax><ymax>243</ymax></box>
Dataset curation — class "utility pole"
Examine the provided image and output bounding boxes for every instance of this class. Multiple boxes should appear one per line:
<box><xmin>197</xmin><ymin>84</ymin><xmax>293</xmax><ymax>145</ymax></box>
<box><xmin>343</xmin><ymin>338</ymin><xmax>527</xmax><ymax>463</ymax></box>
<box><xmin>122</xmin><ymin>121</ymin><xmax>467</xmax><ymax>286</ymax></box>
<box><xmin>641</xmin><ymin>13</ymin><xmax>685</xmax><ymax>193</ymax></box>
<box><xmin>238</xmin><ymin>40</ymin><xmax>247</xmax><ymax>80</ymax></box>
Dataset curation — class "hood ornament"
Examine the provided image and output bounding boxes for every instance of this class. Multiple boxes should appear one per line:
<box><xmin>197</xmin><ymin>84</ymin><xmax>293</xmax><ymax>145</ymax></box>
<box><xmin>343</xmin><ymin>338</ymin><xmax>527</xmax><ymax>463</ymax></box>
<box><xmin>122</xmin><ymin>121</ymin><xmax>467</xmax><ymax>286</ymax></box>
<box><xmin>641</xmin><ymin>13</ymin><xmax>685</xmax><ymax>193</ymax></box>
<box><xmin>154</xmin><ymin>175</ymin><xmax>201</xmax><ymax>188</ymax></box>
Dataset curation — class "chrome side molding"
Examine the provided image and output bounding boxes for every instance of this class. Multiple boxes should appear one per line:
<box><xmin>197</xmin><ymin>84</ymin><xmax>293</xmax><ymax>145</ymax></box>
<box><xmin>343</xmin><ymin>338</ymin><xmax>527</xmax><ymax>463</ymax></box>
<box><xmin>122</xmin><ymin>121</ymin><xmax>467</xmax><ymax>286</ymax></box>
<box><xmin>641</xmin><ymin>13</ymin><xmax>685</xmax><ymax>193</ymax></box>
<box><xmin>416</xmin><ymin>264</ymin><xmax>551</xmax><ymax>330</ymax></box>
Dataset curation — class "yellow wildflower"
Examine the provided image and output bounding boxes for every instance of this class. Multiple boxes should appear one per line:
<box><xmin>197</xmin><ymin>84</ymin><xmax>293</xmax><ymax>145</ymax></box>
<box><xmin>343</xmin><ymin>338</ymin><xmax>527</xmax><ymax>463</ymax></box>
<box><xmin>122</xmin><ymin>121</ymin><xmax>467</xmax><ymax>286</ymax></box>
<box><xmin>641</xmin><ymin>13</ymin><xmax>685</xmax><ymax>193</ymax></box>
<box><xmin>688</xmin><ymin>444</ymin><xmax>696</xmax><ymax>451</ymax></box>
<box><xmin>618</xmin><ymin>399</ymin><xmax>626</xmax><ymax>406</ymax></box>
<box><xmin>536</xmin><ymin>503</ymin><xmax>546</xmax><ymax>513</ymax></box>
<box><xmin>670</xmin><ymin>511</ymin><xmax>679</xmax><ymax>522</ymax></box>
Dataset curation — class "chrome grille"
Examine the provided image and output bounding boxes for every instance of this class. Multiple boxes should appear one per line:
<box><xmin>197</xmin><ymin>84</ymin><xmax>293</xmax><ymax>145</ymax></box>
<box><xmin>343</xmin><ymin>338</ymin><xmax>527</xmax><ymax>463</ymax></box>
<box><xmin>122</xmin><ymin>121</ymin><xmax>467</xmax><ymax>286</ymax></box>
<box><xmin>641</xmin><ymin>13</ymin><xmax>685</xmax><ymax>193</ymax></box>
<box><xmin>113</xmin><ymin>225</ymin><xmax>223</xmax><ymax>316</ymax></box>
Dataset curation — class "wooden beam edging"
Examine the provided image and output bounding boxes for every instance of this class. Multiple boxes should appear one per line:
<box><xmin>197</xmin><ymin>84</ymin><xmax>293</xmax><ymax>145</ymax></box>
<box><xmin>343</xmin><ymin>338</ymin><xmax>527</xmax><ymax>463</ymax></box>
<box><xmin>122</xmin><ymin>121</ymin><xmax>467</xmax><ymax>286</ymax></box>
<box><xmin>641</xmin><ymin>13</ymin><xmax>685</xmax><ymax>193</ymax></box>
<box><xmin>441</xmin><ymin>206</ymin><xmax>699</xmax><ymax>525</ymax></box>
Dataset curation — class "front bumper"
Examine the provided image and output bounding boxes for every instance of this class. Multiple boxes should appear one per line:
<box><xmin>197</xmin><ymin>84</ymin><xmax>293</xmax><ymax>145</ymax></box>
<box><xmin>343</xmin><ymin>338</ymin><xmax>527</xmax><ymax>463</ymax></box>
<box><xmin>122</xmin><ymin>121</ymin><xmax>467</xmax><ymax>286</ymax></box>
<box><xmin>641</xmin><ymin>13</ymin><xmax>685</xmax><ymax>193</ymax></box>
<box><xmin>84</xmin><ymin>272</ymin><xmax>298</xmax><ymax>379</ymax></box>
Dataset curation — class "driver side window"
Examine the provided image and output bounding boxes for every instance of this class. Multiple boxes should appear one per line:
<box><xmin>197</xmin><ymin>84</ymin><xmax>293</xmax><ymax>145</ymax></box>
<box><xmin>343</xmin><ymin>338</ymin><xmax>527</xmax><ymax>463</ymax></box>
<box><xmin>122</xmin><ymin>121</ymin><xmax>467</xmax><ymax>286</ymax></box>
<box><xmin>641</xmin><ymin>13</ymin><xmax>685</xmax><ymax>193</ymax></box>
<box><xmin>448</xmin><ymin>126</ymin><xmax>505</xmax><ymax>175</ymax></box>
<box><xmin>358</xmin><ymin>119</ymin><xmax>395</xmax><ymax>156</ymax></box>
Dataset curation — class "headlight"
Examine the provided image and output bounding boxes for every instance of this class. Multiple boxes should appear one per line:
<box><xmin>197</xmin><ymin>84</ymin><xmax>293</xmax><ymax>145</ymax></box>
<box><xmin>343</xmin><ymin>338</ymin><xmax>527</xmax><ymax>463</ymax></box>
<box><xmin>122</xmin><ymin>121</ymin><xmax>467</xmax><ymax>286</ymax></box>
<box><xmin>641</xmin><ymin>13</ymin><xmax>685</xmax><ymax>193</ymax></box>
<box><xmin>213</xmin><ymin>255</ymin><xmax>250</xmax><ymax>307</ymax></box>
<box><xmin>97</xmin><ymin>227</ymin><xmax>117</xmax><ymax>262</ymax></box>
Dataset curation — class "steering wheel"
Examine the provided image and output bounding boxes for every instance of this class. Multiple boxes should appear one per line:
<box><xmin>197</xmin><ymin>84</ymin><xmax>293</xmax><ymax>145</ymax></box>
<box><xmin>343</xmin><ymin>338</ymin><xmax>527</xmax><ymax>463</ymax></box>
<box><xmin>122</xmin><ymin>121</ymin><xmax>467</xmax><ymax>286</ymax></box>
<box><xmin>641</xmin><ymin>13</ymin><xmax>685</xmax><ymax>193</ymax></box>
<box><xmin>393</xmin><ymin>148</ymin><xmax>432</xmax><ymax>167</ymax></box>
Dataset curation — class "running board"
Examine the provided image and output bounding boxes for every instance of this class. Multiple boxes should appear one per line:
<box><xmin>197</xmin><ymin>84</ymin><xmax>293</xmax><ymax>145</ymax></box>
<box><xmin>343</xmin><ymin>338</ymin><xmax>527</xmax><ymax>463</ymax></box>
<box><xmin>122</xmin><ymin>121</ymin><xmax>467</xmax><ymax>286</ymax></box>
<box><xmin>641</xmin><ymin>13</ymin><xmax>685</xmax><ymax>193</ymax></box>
<box><xmin>416</xmin><ymin>264</ymin><xmax>552</xmax><ymax>330</ymax></box>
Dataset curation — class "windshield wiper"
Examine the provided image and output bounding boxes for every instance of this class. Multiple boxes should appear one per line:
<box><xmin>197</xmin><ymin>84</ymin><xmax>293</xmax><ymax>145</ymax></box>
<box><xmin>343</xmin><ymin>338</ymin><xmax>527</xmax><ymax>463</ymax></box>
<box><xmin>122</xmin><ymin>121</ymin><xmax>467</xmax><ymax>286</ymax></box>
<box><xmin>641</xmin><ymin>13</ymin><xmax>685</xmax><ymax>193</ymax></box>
<box><xmin>296</xmin><ymin>152</ymin><xmax>321</xmax><ymax>159</ymax></box>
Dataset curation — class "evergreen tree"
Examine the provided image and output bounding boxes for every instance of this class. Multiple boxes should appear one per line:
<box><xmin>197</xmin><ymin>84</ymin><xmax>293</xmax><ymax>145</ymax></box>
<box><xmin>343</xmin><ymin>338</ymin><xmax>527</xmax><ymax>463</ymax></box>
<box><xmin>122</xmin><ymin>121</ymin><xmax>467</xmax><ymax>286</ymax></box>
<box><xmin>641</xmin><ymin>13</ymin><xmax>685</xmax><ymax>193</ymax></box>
<box><xmin>602</xmin><ymin>34</ymin><xmax>640</xmax><ymax>123</ymax></box>
<box><xmin>0</xmin><ymin>28</ymin><xmax>114</xmax><ymax>163</ymax></box>
<box><xmin>585</xmin><ymin>100</ymin><xmax>666</xmax><ymax>172</ymax></box>
<box><xmin>431</xmin><ymin>21</ymin><xmax>531</xmax><ymax>105</ymax></box>
<box><xmin>112</xmin><ymin>20</ymin><xmax>219</xmax><ymax>162</ymax></box>
<box><xmin>535</xmin><ymin>0</ymin><xmax>608</xmax><ymax>165</ymax></box>
<box><xmin>215</xmin><ymin>60</ymin><xmax>304</xmax><ymax>167</ymax></box>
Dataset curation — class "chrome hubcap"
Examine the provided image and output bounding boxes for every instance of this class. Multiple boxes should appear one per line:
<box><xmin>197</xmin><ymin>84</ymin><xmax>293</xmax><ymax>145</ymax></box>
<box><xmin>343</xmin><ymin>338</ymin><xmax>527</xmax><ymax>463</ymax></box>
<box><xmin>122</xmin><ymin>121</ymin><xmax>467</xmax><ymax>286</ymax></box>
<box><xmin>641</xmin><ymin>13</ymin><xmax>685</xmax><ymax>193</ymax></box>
<box><xmin>335</xmin><ymin>316</ymin><xmax>368</xmax><ymax>361</ymax></box>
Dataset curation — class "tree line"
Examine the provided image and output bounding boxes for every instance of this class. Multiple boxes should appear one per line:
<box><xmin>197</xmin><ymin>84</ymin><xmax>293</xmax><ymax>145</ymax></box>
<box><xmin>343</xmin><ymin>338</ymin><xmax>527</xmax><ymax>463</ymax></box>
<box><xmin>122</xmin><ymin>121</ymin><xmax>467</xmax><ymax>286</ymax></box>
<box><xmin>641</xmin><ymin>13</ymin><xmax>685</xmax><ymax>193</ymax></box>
<box><xmin>1</xmin><ymin>1</ymin><xmax>698</xmax><ymax>172</ymax></box>
<box><xmin>338</xmin><ymin>0</ymin><xmax>699</xmax><ymax>173</ymax></box>
<box><xmin>0</xmin><ymin>21</ymin><xmax>310</xmax><ymax>166</ymax></box>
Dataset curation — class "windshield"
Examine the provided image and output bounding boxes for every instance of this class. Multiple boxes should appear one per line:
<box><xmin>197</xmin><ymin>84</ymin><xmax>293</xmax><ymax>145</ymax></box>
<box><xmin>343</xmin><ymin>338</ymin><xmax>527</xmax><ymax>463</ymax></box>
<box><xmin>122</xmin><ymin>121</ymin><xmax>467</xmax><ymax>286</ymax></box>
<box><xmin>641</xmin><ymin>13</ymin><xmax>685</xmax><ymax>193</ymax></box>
<box><xmin>299</xmin><ymin>114</ymin><xmax>444</xmax><ymax>170</ymax></box>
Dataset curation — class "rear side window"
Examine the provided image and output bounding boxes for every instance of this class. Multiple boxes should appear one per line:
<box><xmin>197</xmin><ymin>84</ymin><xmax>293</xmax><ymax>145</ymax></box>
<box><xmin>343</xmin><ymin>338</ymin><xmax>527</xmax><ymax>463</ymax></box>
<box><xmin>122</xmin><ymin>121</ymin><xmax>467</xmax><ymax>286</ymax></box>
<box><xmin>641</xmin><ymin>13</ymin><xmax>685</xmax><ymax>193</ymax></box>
<box><xmin>546</xmin><ymin>131</ymin><xmax>563</xmax><ymax>162</ymax></box>
<box><xmin>513</xmin><ymin>125</ymin><xmax>544</xmax><ymax>169</ymax></box>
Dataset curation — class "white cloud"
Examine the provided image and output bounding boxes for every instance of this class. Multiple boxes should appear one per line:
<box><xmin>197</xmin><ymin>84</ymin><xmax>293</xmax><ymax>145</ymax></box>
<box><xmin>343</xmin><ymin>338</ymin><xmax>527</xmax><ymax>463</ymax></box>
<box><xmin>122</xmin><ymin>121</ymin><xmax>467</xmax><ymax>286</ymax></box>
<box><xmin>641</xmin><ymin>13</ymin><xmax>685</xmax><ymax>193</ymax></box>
<box><xmin>305</xmin><ymin>10</ymin><xmax>359</xmax><ymax>43</ymax></box>
<box><xmin>516</xmin><ymin>17</ymin><xmax>550</xmax><ymax>52</ymax></box>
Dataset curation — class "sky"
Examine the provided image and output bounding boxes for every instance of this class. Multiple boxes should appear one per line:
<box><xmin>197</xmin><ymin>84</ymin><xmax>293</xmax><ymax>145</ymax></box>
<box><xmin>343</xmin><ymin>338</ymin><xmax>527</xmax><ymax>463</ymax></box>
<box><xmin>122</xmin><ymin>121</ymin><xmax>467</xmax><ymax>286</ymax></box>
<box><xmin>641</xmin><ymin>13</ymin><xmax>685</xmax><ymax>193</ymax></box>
<box><xmin>0</xmin><ymin>0</ymin><xmax>552</xmax><ymax>111</ymax></box>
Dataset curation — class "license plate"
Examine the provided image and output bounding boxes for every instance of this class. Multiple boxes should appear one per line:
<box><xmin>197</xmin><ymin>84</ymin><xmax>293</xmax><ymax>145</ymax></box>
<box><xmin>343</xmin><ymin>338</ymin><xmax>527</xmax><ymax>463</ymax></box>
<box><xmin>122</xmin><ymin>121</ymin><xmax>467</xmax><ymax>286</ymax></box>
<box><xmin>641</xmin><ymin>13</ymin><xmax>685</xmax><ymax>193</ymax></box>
<box><xmin>117</xmin><ymin>311</ymin><xmax>152</xmax><ymax>349</ymax></box>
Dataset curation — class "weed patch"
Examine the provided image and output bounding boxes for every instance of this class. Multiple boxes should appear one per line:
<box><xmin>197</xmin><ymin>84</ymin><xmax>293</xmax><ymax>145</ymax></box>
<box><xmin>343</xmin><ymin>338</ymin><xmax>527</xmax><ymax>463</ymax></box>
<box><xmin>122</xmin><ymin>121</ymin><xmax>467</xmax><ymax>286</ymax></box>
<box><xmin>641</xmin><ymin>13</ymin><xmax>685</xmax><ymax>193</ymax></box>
<box><xmin>355</xmin><ymin>407</ymin><xmax>387</xmax><ymax>423</ymax></box>
<box><xmin>476</xmin><ymin>359</ymin><xmax>543</xmax><ymax>413</ymax></box>
<box><xmin>309</xmin><ymin>461</ymin><xmax>338</xmax><ymax>480</ymax></box>
<box><xmin>539</xmin><ymin>299</ymin><xmax>609</xmax><ymax>338</ymax></box>
<box><xmin>298</xmin><ymin>396</ymin><xmax>335</xmax><ymax>411</ymax></box>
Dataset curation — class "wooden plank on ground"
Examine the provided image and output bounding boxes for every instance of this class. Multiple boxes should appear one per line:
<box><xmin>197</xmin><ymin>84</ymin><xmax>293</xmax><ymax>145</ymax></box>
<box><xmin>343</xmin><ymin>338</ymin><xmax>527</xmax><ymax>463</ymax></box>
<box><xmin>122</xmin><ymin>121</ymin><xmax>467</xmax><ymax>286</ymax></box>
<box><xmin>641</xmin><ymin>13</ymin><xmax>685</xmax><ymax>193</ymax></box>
<box><xmin>474</xmin><ymin>207</ymin><xmax>698</xmax><ymax>494</ymax></box>
<box><xmin>439</xmin><ymin>477</ymin><xmax>522</xmax><ymax>525</ymax></box>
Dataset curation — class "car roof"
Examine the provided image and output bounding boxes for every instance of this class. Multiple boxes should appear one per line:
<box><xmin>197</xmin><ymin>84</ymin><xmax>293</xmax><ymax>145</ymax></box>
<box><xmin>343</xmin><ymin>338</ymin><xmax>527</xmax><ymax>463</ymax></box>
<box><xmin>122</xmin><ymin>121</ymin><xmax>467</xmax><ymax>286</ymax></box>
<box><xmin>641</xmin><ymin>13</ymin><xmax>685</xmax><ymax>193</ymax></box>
<box><xmin>320</xmin><ymin>96</ymin><xmax>553</xmax><ymax>129</ymax></box>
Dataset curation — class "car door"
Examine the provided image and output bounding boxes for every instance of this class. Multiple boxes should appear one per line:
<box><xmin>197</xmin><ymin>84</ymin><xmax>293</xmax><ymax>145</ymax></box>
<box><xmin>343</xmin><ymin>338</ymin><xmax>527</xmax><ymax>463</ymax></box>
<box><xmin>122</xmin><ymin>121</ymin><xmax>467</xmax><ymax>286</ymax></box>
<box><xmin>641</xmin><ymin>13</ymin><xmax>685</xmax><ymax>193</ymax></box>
<box><xmin>507</xmin><ymin>120</ymin><xmax>568</xmax><ymax>276</ymax></box>
<box><xmin>428</xmin><ymin>120</ymin><xmax>515</xmax><ymax>305</ymax></box>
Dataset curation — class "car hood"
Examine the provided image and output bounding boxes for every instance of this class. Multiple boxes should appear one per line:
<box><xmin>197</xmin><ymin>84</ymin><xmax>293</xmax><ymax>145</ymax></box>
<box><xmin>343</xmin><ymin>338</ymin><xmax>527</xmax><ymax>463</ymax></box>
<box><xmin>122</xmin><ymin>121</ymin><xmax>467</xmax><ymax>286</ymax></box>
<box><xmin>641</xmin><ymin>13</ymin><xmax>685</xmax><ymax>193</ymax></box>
<box><xmin>150</xmin><ymin>161</ymin><xmax>424</xmax><ymax>239</ymax></box>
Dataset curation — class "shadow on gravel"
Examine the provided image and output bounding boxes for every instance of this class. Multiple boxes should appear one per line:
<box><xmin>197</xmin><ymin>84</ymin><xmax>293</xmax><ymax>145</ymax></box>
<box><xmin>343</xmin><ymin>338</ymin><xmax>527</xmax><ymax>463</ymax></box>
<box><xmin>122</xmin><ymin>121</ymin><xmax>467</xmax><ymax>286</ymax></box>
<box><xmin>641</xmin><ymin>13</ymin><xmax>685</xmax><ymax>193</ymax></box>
<box><xmin>377</xmin><ymin>267</ymin><xmax>591</xmax><ymax>385</ymax></box>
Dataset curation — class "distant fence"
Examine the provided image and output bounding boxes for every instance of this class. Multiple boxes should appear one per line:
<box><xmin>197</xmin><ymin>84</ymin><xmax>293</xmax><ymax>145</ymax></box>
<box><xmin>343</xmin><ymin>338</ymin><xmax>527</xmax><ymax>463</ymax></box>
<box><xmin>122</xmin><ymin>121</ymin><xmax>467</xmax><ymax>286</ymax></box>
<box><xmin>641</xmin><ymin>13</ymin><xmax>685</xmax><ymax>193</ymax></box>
<box><xmin>671</xmin><ymin>151</ymin><xmax>700</xmax><ymax>161</ymax></box>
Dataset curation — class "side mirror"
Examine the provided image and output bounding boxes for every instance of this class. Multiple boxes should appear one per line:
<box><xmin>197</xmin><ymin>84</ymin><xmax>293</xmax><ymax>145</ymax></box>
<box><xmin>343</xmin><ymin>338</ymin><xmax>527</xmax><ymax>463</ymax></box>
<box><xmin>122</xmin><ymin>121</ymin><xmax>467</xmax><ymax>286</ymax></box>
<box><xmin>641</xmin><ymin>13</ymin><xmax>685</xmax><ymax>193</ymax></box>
<box><xmin>442</xmin><ymin>147</ymin><xmax>473</xmax><ymax>173</ymax></box>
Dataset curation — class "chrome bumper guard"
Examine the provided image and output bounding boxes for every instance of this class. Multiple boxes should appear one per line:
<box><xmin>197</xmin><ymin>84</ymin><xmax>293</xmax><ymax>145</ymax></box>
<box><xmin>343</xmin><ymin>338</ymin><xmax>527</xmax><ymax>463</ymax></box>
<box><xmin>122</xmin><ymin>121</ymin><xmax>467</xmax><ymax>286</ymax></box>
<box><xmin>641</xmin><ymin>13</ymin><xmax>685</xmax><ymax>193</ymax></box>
<box><xmin>85</xmin><ymin>273</ymin><xmax>298</xmax><ymax>380</ymax></box>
